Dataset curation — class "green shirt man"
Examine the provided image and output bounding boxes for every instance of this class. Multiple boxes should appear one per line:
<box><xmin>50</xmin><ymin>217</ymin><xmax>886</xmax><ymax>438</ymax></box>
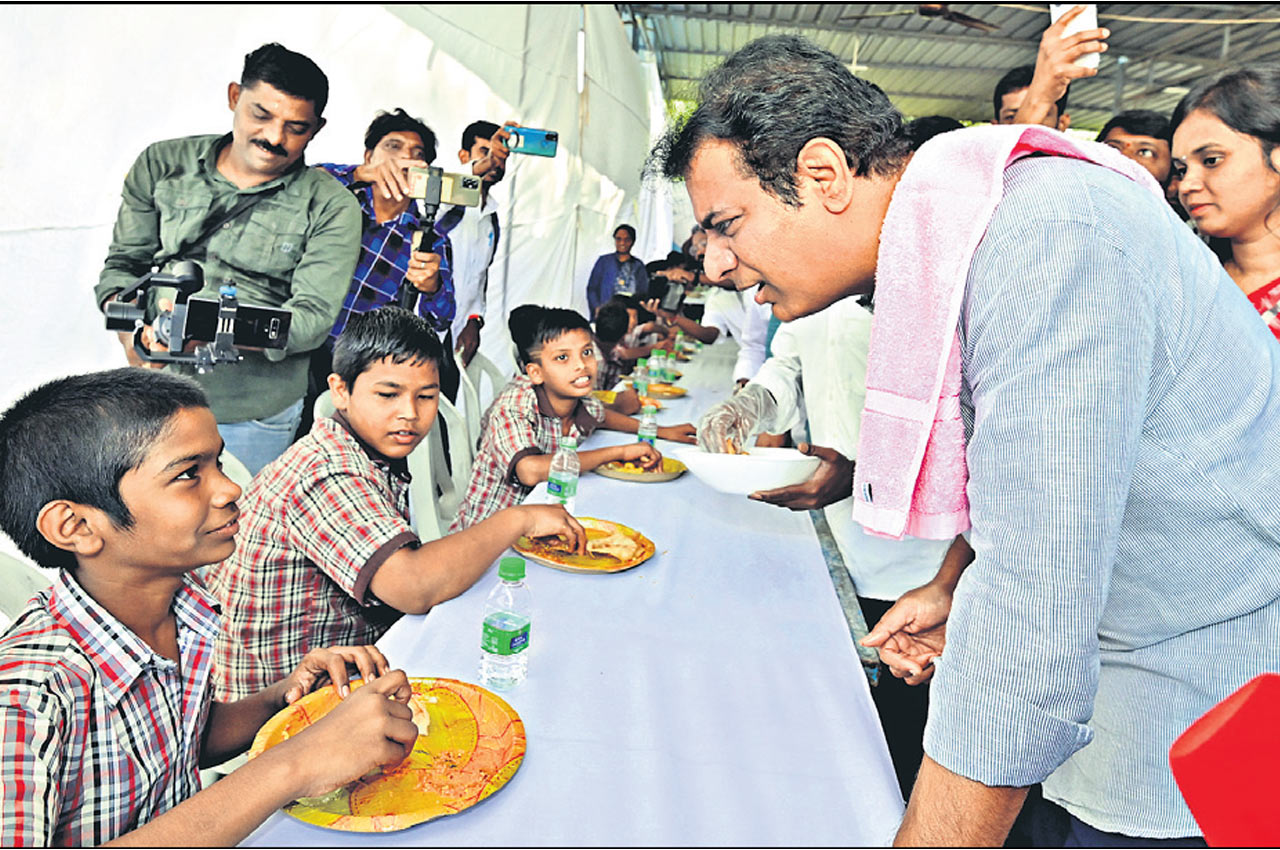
<box><xmin>95</xmin><ymin>44</ymin><xmax>361</xmax><ymax>474</ymax></box>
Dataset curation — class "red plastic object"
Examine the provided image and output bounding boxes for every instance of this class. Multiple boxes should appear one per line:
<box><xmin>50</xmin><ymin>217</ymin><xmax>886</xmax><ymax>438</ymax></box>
<box><xmin>1169</xmin><ymin>673</ymin><xmax>1280</xmax><ymax>847</ymax></box>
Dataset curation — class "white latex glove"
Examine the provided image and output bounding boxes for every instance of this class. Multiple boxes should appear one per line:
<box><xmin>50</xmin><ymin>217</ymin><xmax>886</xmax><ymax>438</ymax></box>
<box><xmin>696</xmin><ymin>383</ymin><xmax>778</xmax><ymax>453</ymax></box>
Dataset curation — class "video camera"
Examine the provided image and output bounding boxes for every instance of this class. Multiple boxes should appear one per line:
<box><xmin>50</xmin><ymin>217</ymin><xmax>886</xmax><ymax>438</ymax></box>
<box><xmin>399</xmin><ymin>166</ymin><xmax>483</xmax><ymax>309</ymax></box>
<box><xmin>103</xmin><ymin>261</ymin><xmax>291</xmax><ymax>373</ymax></box>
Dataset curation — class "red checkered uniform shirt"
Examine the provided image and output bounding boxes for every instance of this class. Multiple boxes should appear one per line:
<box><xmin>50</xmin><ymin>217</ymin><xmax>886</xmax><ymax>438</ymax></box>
<box><xmin>205</xmin><ymin>413</ymin><xmax>417</xmax><ymax>700</ymax></box>
<box><xmin>0</xmin><ymin>570</ymin><xmax>218</xmax><ymax>846</ymax></box>
<box><xmin>452</xmin><ymin>375</ymin><xmax>604</xmax><ymax>530</ymax></box>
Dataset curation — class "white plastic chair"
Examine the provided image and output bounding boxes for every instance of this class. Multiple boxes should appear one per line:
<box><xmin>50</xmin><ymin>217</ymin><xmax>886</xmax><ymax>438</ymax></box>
<box><xmin>428</xmin><ymin>394</ymin><xmax>473</xmax><ymax>524</ymax></box>
<box><xmin>314</xmin><ymin>389</ymin><xmax>336</xmax><ymax>421</ymax></box>
<box><xmin>219</xmin><ymin>449</ymin><xmax>254</xmax><ymax>491</ymax></box>
<box><xmin>465</xmin><ymin>350</ymin><xmax>508</xmax><ymax>416</ymax></box>
<box><xmin>0</xmin><ymin>551</ymin><xmax>52</xmax><ymax>625</ymax></box>
<box><xmin>454</xmin><ymin>350</ymin><xmax>484</xmax><ymax>456</ymax></box>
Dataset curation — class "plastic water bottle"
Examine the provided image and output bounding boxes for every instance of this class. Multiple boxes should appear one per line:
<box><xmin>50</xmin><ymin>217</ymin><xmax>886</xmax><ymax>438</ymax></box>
<box><xmin>547</xmin><ymin>434</ymin><xmax>579</xmax><ymax>513</ymax></box>
<box><xmin>479</xmin><ymin>557</ymin><xmax>532</xmax><ymax>690</ymax></box>
<box><xmin>637</xmin><ymin>404</ymin><xmax>658</xmax><ymax>447</ymax></box>
<box><xmin>652</xmin><ymin>349</ymin><xmax>668</xmax><ymax>383</ymax></box>
<box><xmin>634</xmin><ymin>358</ymin><xmax>650</xmax><ymax>398</ymax></box>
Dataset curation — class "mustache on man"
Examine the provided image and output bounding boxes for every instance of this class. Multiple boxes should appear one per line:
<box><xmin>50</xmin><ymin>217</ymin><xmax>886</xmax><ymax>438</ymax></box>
<box><xmin>252</xmin><ymin>138</ymin><xmax>288</xmax><ymax>157</ymax></box>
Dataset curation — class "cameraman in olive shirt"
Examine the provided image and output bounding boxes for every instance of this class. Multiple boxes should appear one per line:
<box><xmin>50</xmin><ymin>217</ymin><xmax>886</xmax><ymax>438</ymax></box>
<box><xmin>96</xmin><ymin>44</ymin><xmax>361</xmax><ymax>476</ymax></box>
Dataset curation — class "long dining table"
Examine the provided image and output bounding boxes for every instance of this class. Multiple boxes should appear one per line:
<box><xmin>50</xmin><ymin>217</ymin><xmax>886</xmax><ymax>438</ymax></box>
<box><xmin>245</xmin><ymin>337</ymin><xmax>904</xmax><ymax>846</ymax></box>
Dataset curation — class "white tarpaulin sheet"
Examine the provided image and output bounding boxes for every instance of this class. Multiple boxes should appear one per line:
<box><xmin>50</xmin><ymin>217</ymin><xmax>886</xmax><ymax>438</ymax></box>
<box><xmin>0</xmin><ymin>2</ymin><xmax>675</xmax><ymax>561</ymax></box>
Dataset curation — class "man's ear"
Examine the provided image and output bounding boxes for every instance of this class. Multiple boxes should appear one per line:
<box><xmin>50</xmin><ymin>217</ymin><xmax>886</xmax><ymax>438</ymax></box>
<box><xmin>36</xmin><ymin>501</ymin><xmax>105</xmax><ymax>560</ymax></box>
<box><xmin>312</xmin><ymin>116</ymin><xmax>327</xmax><ymax>137</ymax></box>
<box><xmin>1270</xmin><ymin>146</ymin><xmax>1280</xmax><ymax>175</ymax></box>
<box><xmin>228</xmin><ymin>81</ymin><xmax>242</xmax><ymax>112</ymax></box>
<box><xmin>327</xmin><ymin>373</ymin><xmax>352</xmax><ymax>411</ymax></box>
<box><xmin>1057</xmin><ymin>112</ymin><xmax>1072</xmax><ymax>132</ymax></box>
<box><xmin>795</xmin><ymin>137</ymin><xmax>856</xmax><ymax>214</ymax></box>
<box><xmin>458</xmin><ymin>149</ymin><xmax>470</xmax><ymax>165</ymax></box>
<box><xmin>362</xmin><ymin>147</ymin><xmax>374</xmax><ymax>166</ymax></box>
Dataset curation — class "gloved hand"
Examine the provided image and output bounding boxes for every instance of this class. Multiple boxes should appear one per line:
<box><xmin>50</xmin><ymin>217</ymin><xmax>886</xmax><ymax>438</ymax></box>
<box><xmin>696</xmin><ymin>382</ymin><xmax>778</xmax><ymax>453</ymax></box>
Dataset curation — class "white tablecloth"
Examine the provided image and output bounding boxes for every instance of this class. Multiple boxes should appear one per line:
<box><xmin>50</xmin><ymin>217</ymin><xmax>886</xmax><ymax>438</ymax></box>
<box><xmin>245</xmin><ymin>338</ymin><xmax>903</xmax><ymax>847</ymax></box>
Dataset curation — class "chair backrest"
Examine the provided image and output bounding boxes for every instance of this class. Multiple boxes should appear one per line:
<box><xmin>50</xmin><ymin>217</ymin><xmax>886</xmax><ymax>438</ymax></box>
<box><xmin>0</xmin><ymin>551</ymin><xmax>52</xmax><ymax>624</ymax></box>
<box><xmin>314</xmin><ymin>389</ymin><xmax>336</xmax><ymax>421</ymax></box>
<box><xmin>220</xmin><ymin>450</ymin><xmax>254</xmax><ymax>491</ymax></box>
<box><xmin>430</xmin><ymin>394</ymin><xmax>473</xmax><ymax>523</ymax></box>
<box><xmin>466</xmin><ymin>351</ymin><xmax>509</xmax><ymax>415</ymax></box>
<box><xmin>454</xmin><ymin>350</ymin><xmax>483</xmax><ymax>455</ymax></box>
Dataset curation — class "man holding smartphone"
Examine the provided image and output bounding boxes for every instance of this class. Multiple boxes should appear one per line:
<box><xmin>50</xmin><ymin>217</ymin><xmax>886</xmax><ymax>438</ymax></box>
<box><xmin>305</xmin><ymin>108</ymin><xmax>457</xmax><ymax>413</ymax></box>
<box><xmin>437</xmin><ymin>120</ymin><xmax>514</xmax><ymax>367</ymax></box>
<box><xmin>1009</xmin><ymin>5</ymin><xmax>1109</xmax><ymax>128</ymax></box>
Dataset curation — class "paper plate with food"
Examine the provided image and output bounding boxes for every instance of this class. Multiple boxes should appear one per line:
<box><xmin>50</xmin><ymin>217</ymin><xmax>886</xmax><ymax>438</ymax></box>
<box><xmin>644</xmin><ymin>382</ymin><xmax>687</xmax><ymax>399</ymax></box>
<box><xmin>248</xmin><ymin>677</ymin><xmax>525</xmax><ymax>832</ymax></box>
<box><xmin>594</xmin><ymin>456</ymin><xmax>687</xmax><ymax>483</ymax></box>
<box><xmin>513</xmin><ymin>517</ymin><xmax>655</xmax><ymax>573</ymax></box>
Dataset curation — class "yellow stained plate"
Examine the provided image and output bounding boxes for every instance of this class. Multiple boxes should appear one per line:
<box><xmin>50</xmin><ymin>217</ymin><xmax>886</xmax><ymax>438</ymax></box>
<box><xmin>248</xmin><ymin>678</ymin><xmax>525</xmax><ymax>833</ymax></box>
<box><xmin>595</xmin><ymin>457</ymin><xmax>687</xmax><ymax>483</ymax></box>
<box><xmin>514</xmin><ymin>517</ymin><xmax>655</xmax><ymax>573</ymax></box>
<box><xmin>646</xmin><ymin>383</ymin><xmax>687</xmax><ymax>398</ymax></box>
<box><xmin>591</xmin><ymin>389</ymin><xmax>617</xmax><ymax>404</ymax></box>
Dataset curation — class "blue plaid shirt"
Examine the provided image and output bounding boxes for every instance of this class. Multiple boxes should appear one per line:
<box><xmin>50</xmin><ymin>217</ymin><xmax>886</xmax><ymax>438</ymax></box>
<box><xmin>319</xmin><ymin>164</ymin><xmax>456</xmax><ymax>340</ymax></box>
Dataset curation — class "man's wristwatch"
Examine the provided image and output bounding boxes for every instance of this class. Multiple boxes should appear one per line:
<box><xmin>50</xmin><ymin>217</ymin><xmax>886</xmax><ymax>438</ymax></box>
<box><xmin>467</xmin><ymin>313</ymin><xmax>485</xmax><ymax>330</ymax></box>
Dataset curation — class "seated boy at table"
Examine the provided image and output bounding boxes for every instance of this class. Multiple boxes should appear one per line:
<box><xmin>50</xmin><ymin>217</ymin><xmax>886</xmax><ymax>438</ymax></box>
<box><xmin>0</xmin><ymin>368</ymin><xmax>419</xmax><ymax>847</ymax></box>
<box><xmin>452</xmin><ymin>305</ymin><xmax>697</xmax><ymax>530</ymax></box>
<box><xmin>591</xmin><ymin>300</ymin><xmax>642</xmax><ymax>415</ymax></box>
<box><xmin>205</xmin><ymin>307</ymin><xmax>585</xmax><ymax>700</ymax></box>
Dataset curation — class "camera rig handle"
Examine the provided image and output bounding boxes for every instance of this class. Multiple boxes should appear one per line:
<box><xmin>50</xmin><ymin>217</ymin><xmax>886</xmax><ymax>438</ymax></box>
<box><xmin>398</xmin><ymin>167</ymin><xmax>444</xmax><ymax>311</ymax></box>
<box><xmin>103</xmin><ymin>261</ymin><xmax>243</xmax><ymax>373</ymax></box>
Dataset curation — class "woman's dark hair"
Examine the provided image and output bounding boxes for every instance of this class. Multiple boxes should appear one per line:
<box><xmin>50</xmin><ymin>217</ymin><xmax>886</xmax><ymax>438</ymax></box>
<box><xmin>364</xmin><ymin>108</ymin><xmax>438</xmax><ymax>163</ymax></box>
<box><xmin>332</xmin><ymin>307</ymin><xmax>443</xmax><ymax>388</ymax></box>
<box><xmin>1171</xmin><ymin>66</ymin><xmax>1280</xmax><ymax>169</ymax></box>
<box><xmin>1096</xmin><ymin>109</ymin><xmax>1171</xmax><ymax>143</ymax></box>
<box><xmin>649</xmin><ymin>34</ymin><xmax>912</xmax><ymax>207</ymax></box>
<box><xmin>509</xmin><ymin>305</ymin><xmax>592</xmax><ymax>368</ymax></box>
<box><xmin>241</xmin><ymin>42</ymin><xmax>329</xmax><ymax>117</ymax></box>
<box><xmin>0</xmin><ymin>369</ymin><xmax>209</xmax><ymax>570</ymax></box>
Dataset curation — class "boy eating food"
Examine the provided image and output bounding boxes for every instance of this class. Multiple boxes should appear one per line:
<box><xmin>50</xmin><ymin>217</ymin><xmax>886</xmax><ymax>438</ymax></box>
<box><xmin>0</xmin><ymin>368</ymin><xmax>418</xmax><ymax>846</ymax></box>
<box><xmin>206</xmin><ymin>306</ymin><xmax>585</xmax><ymax>699</ymax></box>
<box><xmin>452</xmin><ymin>305</ymin><xmax>697</xmax><ymax>530</ymax></box>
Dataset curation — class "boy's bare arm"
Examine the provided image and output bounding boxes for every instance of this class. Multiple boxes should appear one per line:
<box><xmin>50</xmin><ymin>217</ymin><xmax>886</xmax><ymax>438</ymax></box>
<box><xmin>104</xmin><ymin>673</ymin><xmax>417</xmax><ymax>848</ymax></box>
<box><xmin>200</xmin><ymin>645</ymin><xmax>393</xmax><ymax>766</ymax></box>
<box><xmin>601</xmin><ymin>409</ymin><xmax>697</xmax><ymax>445</ymax></box>
<box><xmin>369</xmin><ymin>504</ymin><xmax>586</xmax><ymax>614</ymax></box>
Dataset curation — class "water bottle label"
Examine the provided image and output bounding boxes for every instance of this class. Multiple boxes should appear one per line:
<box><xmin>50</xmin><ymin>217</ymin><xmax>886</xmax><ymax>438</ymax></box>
<box><xmin>638</xmin><ymin>435</ymin><xmax>655</xmax><ymax>447</ymax></box>
<box><xmin>547</xmin><ymin>475</ymin><xmax>577</xmax><ymax>502</ymax></box>
<box><xmin>482</xmin><ymin>620</ymin><xmax>530</xmax><ymax>656</ymax></box>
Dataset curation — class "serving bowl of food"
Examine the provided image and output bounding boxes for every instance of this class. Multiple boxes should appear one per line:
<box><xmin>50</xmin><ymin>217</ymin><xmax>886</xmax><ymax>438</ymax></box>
<box><xmin>668</xmin><ymin>445</ymin><xmax>821</xmax><ymax>495</ymax></box>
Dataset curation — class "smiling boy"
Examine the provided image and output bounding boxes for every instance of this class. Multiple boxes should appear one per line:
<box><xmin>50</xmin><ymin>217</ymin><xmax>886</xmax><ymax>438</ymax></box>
<box><xmin>206</xmin><ymin>307</ymin><xmax>586</xmax><ymax>699</ymax></box>
<box><xmin>0</xmin><ymin>369</ymin><xmax>419</xmax><ymax>846</ymax></box>
<box><xmin>453</xmin><ymin>306</ymin><xmax>696</xmax><ymax>530</ymax></box>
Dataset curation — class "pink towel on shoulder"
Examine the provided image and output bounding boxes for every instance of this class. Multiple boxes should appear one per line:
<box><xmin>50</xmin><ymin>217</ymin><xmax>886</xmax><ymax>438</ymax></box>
<box><xmin>851</xmin><ymin>124</ymin><xmax>1163</xmax><ymax>541</ymax></box>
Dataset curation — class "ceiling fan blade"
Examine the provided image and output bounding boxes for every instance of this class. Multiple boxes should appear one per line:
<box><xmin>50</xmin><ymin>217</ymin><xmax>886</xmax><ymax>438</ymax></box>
<box><xmin>942</xmin><ymin>9</ymin><xmax>1001</xmax><ymax>32</ymax></box>
<box><xmin>836</xmin><ymin>9</ymin><xmax>917</xmax><ymax>22</ymax></box>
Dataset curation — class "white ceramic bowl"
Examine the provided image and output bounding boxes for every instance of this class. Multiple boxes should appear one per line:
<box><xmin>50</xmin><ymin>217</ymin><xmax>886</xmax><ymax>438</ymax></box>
<box><xmin>669</xmin><ymin>446</ymin><xmax>821</xmax><ymax>495</ymax></box>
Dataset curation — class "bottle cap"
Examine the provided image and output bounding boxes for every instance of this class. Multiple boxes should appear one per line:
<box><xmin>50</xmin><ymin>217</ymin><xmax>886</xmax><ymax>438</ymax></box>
<box><xmin>560</xmin><ymin>434</ymin><xmax>577</xmax><ymax>448</ymax></box>
<box><xmin>499</xmin><ymin>556</ymin><xmax>526</xmax><ymax>581</ymax></box>
<box><xmin>642</xmin><ymin>404</ymin><xmax>657</xmax><ymax>414</ymax></box>
<box><xmin>638</xmin><ymin>358</ymin><xmax>648</xmax><ymax>366</ymax></box>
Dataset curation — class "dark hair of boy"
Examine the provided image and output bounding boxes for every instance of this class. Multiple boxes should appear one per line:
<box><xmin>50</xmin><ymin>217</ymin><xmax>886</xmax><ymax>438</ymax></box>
<box><xmin>595</xmin><ymin>301</ymin><xmax>631</xmax><ymax>346</ymax></box>
<box><xmin>241</xmin><ymin>42</ymin><xmax>330</xmax><ymax>117</ymax></box>
<box><xmin>0</xmin><ymin>369</ymin><xmax>209</xmax><ymax>571</ymax></box>
<box><xmin>1097</xmin><ymin>109</ymin><xmax>1171</xmax><ymax>144</ymax></box>
<box><xmin>614</xmin><ymin>223</ymin><xmax>637</xmax><ymax>241</ymax></box>
<box><xmin>462</xmin><ymin>120</ymin><xmax>502</xmax><ymax>152</ymax></box>
<box><xmin>332</xmin><ymin>306</ymin><xmax>444</xmax><ymax>389</ymax></box>
<box><xmin>902</xmin><ymin>115</ymin><xmax>965</xmax><ymax>150</ymax></box>
<box><xmin>993</xmin><ymin>65</ymin><xmax>1068</xmax><ymax>122</ymax></box>
<box><xmin>651</xmin><ymin>34</ymin><xmax>912</xmax><ymax>206</ymax></box>
<box><xmin>364</xmin><ymin>108</ymin><xmax>438</xmax><ymax>163</ymax></box>
<box><xmin>509</xmin><ymin>305</ymin><xmax>592</xmax><ymax>368</ymax></box>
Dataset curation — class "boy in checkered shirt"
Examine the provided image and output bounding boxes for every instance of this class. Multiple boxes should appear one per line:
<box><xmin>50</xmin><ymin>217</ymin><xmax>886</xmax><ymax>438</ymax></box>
<box><xmin>0</xmin><ymin>368</ymin><xmax>419</xmax><ymax>846</ymax></box>
<box><xmin>453</xmin><ymin>305</ymin><xmax>698</xmax><ymax>530</ymax></box>
<box><xmin>205</xmin><ymin>307</ymin><xmax>586</xmax><ymax>700</ymax></box>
